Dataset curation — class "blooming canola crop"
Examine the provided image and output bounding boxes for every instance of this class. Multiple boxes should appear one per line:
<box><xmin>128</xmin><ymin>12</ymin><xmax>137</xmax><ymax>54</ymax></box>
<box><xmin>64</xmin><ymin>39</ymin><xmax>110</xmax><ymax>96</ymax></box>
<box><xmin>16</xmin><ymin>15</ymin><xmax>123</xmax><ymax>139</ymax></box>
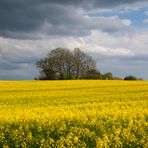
<box><xmin>0</xmin><ymin>80</ymin><xmax>147</xmax><ymax>147</ymax></box>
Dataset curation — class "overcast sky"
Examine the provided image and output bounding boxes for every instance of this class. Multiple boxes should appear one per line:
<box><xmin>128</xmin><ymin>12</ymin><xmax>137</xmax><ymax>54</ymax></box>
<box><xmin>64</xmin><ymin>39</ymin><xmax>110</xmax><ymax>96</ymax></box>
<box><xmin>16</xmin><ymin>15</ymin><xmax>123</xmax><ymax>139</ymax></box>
<box><xmin>0</xmin><ymin>0</ymin><xmax>148</xmax><ymax>80</ymax></box>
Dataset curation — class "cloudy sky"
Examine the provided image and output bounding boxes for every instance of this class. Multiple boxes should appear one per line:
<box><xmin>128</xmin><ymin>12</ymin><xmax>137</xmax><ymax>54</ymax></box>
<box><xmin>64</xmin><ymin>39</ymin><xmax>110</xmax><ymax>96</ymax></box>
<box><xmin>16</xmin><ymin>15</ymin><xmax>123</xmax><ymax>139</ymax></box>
<box><xmin>0</xmin><ymin>0</ymin><xmax>148</xmax><ymax>80</ymax></box>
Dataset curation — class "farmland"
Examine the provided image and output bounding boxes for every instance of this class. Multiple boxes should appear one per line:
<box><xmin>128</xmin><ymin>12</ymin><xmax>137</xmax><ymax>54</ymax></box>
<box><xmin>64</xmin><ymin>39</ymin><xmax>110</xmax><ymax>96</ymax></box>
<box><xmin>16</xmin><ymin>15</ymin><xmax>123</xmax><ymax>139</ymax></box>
<box><xmin>0</xmin><ymin>80</ymin><xmax>147</xmax><ymax>147</ymax></box>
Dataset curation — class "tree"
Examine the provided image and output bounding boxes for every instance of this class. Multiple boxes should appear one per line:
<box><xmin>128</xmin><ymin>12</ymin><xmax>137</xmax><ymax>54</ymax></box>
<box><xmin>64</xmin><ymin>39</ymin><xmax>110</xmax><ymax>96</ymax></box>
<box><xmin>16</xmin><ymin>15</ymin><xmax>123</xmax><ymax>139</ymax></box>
<box><xmin>84</xmin><ymin>69</ymin><xmax>101</xmax><ymax>79</ymax></box>
<box><xmin>36</xmin><ymin>58</ymin><xmax>56</xmax><ymax>80</ymax></box>
<box><xmin>36</xmin><ymin>48</ymin><xmax>97</xmax><ymax>80</ymax></box>
<box><xmin>73</xmin><ymin>48</ymin><xmax>96</xmax><ymax>79</ymax></box>
<box><xmin>48</xmin><ymin>48</ymin><xmax>73</xmax><ymax>79</ymax></box>
<box><xmin>102</xmin><ymin>72</ymin><xmax>113</xmax><ymax>80</ymax></box>
<box><xmin>124</xmin><ymin>75</ymin><xmax>137</xmax><ymax>80</ymax></box>
<box><xmin>62</xmin><ymin>49</ymin><xmax>74</xmax><ymax>79</ymax></box>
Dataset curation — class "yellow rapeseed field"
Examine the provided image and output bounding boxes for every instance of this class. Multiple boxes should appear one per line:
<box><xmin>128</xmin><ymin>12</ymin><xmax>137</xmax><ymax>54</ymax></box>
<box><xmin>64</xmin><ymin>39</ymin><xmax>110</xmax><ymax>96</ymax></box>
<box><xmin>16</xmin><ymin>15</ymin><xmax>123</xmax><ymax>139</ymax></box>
<box><xmin>0</xmin><ymin>80</ymin><xmax>147</xmax><ymax>147</ymax></box>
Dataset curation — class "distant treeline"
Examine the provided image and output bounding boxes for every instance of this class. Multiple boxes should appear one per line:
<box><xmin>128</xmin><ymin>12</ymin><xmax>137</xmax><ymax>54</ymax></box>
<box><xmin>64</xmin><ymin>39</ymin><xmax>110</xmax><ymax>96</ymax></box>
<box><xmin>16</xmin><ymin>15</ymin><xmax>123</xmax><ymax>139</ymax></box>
<box><xmin>35</xmin><ymin>48</ymin><xmax>142</xmax><ymax>80</ymax></box>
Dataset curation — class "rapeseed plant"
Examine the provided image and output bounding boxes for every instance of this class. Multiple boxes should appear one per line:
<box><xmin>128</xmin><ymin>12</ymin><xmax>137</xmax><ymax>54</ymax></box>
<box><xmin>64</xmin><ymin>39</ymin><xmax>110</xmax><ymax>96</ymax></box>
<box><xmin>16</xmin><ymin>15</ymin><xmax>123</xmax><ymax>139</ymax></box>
<box><xmin>0</xmin><ymin>80</ymin><xmax>147</xmax><ymax>147</ymax></box>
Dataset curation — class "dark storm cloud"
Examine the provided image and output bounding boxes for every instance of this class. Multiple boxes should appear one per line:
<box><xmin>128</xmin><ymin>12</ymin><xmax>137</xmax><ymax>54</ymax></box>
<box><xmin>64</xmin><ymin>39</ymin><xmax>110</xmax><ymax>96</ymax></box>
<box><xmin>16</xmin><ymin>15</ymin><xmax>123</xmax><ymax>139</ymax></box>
<box><xmin>85</xmin><ymin>0</ymin><xmax>146</xmax><ymax>9</ymax></box>
<box><xmin>0</xmin><ymin>59</ymin><xmax>21</xmax><ymax>70</ymax></box>
<box><xmin>0</xmin><ymin>0</ymin><xmax>48</xmax><ymax>33</ymax></box>
<box><xmin>0</xmin><ymin>44</ymin><xmax>40</xmax><ymax>71</ymax></box>
<box><xmin>0</xmin><ymin>49</ymin><xmax>38</xmax><ymax>65</ymax></box>
<box><xmin>0</xmin><ymin>0</ymin><xmax>146</xmax><ymax>39</ymax></box>
<box><xmin>35</xmin><ymin>0</ymin><xmax>147</xmax><ymax>9</ymax></box>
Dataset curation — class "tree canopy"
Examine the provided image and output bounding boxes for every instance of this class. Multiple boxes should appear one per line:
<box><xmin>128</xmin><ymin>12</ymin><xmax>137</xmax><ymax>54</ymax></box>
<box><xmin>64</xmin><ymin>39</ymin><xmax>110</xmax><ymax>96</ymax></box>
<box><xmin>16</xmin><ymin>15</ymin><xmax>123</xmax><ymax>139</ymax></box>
<box><xmin>124</xmin><ymin>75</ymin><xmax>142</xmax><ymax>80</ymax></box>
<box><xmin>36</xmin><ymin>48</ymin><xmax>97</xmax><ymax>80</ymax></box>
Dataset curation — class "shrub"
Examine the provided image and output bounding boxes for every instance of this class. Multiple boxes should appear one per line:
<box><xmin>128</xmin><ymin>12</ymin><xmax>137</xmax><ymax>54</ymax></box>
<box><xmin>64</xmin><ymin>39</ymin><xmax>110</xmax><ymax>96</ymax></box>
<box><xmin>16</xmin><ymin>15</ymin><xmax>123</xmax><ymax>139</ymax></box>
<box><xmin>124</xmin><ymin>75</ymin><xmax>137</xmax><ymax>80</ymax></box>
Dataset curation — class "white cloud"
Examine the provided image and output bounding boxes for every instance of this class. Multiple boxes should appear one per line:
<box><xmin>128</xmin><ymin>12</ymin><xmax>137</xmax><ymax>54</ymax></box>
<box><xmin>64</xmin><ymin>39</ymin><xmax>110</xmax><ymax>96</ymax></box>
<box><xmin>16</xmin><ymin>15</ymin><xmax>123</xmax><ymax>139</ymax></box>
<box><xmin>121</xmin><ymin>19</ymin><xmax>132</xmax><ymax>26</ymax></box>
<box><xmin>2</xmin><ymin>29</ymin><xmax>148</xmax><ymax>64</ymax></box>
<box><xmin>144</xmin><ymin>11</ymin><xmax>148</xmax><ymax>15</ymax></box>
<box><xmin>143</xmin><ymin>19</ymin><xmax>148</xmax><ymax>24</ymax></box>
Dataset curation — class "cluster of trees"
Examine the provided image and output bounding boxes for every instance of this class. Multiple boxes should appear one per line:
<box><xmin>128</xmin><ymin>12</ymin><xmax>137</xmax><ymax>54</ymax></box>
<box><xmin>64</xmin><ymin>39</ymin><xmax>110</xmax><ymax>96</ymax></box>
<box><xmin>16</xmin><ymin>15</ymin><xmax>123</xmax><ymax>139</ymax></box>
<box><xmin>124</xmin><ymin>75</ymin><xmax>142</xmax><ymax>80</ymax></box>
<box><xmin>36</xmin><ymin>48</ymin><xmax>142</xmax><ymax>80</ymax></box>
<box><xmin>36</xmin><ymin>48</ymin><xmax>116</xmax><ymax>80</ymax></box>
<box><xmin>36</xmin><ymin>48</ymin><xmax>95</xmax><ymax>80</ymax></box>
